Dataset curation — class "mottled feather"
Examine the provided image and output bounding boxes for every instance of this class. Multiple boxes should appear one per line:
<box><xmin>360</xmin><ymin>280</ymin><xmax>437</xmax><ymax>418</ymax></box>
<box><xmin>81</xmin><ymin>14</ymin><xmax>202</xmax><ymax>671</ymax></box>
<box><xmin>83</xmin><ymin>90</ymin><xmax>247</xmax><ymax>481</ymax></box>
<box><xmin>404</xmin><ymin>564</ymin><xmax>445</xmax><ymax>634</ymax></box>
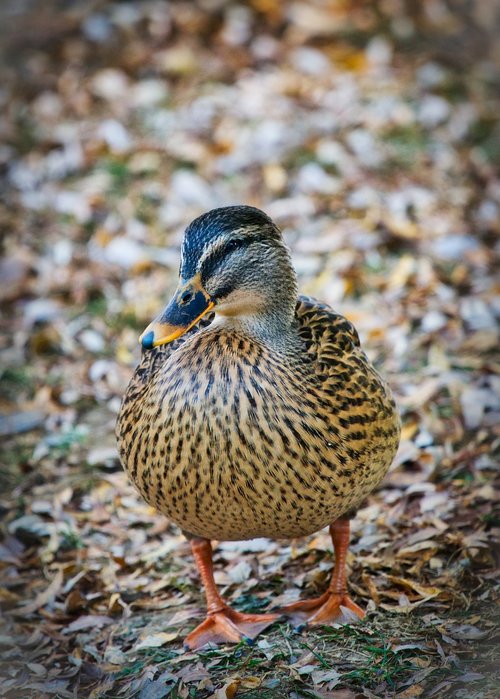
<box><xmin>117</xmin><ymin>296</ymin><xmax>400</xmax><ymax>540</ymax></box>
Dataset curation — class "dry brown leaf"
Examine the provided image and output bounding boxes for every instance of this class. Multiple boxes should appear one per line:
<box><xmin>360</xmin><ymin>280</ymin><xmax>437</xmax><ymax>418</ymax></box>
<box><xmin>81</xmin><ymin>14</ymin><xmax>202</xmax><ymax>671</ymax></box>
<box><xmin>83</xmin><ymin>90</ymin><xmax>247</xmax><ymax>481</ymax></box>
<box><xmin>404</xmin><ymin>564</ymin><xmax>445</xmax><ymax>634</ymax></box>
<box><xmin>386</xmin><ymin>576</ymin><xmax>442</xmax><ymax>599</ymax></box>
<box><xmin>210</xmin><ymin>679</ymin><xmax>240</xmax><ymax>699</ymax></box>
<box><xmin>134</xmin><ymin>631</ymin><xmax>179</xmax><ymax>649</ymax></box>
<box><xmin>15</xmin><ymin>569</ymin><xmax>64</xmax><ymax>616</ymax></box>
<box><xmin>396</xmin><ymin>541</ymin><xmax>439</xmax><ymax>559</ymax></box>
<box><xmin>397</xmin><ymin>685</ymin><xmax>424</xmax><ymax>697</ymax></box>
<box><xmin>64</xmin><ymin>615</ymin><xmax>113</xmax><ymax>633</ymax></box>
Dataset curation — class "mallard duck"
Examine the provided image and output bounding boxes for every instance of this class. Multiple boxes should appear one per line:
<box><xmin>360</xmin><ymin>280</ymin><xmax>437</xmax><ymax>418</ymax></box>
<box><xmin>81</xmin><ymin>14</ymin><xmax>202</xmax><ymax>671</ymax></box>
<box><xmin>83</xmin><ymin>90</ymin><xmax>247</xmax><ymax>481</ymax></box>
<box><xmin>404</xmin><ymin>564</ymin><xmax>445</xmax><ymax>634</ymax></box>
<box><xmin>116</xmin><ymin>205</ymin><xmax>400</xmax><ymax>649</ymax></box>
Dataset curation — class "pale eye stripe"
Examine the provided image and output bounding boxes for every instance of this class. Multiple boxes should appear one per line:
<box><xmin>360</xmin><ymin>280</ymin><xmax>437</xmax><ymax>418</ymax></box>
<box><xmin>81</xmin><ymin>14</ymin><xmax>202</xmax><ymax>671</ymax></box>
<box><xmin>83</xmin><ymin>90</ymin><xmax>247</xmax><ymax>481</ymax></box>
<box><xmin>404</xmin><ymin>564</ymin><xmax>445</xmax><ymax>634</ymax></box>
<box><xmin>181</xmin><ymin>225</ymin><xmax>274</xmax><ymax>280</ymax></box>
<box><xmin>199</xmin><ymin>233</ymin><xmax>275</xmax><ymax>283</ymax></box>
<box><xmin>197</xmin><ymin>239</ymin><xmax>227</xmax><ymax>271</ymax></box>
<box><xmin>196</xmin><ymin>226</ymin><xmax>253</xmax><ymax>269</ymax></box>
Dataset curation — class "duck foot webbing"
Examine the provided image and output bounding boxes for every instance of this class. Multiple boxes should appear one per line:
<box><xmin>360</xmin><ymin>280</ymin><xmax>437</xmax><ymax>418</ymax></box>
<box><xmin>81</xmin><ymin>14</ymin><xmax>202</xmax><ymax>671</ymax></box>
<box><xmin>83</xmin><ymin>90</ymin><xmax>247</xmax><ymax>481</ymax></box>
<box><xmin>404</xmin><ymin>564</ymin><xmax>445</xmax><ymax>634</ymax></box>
<box><xmin>281</xmin><ymin>518</ymin><xmax>365</xmax><ymax>627</ymax></box>
<box><xmin>185</xmin><ymin>537</ymin><xmax>279</xmax><ymax>649</ymax></box>
<box><xmin>184</xmin><ymin>607</ymin><xmax>279</xmax><ymax>649</ymax></box>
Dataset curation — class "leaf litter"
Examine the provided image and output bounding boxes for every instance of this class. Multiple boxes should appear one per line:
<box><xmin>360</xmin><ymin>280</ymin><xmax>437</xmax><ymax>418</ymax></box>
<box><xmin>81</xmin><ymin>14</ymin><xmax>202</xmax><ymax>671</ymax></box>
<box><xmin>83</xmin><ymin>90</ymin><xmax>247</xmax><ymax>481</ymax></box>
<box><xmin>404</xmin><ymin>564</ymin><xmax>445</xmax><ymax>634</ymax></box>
<box><xmin>0</xmin><ymin>1</ymin><xmax>499</xmax><ymax>698</ymax></box>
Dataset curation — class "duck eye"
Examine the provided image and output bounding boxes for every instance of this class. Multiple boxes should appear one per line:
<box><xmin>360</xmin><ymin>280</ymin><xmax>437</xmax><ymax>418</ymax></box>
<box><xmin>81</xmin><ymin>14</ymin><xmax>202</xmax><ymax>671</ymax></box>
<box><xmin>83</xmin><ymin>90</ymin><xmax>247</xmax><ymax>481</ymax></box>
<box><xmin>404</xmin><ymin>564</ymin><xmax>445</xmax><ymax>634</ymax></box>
<box><xmin>179</xmin><ymin>290</ymin><xmax>194</xmax><ymax>305</ymax></box>
<box><xmin>225</xmin><ymin>240</ymin><xmax>240</xmax><ymax>254</ymax></box>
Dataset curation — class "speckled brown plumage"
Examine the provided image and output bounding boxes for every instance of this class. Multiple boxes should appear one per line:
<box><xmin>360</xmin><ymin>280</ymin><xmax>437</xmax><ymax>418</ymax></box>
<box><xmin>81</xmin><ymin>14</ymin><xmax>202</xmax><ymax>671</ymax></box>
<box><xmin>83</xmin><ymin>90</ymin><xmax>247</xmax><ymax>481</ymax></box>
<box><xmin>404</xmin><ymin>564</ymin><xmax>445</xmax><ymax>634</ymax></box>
<box><xmin>117</xmin><ymin>296</ymin><xmax>399</xmax><ymax>541</ymax></box>
<box><xmin>116</xmin><ymin>205</ymin><xmax>401</xmax><ymax>647</ymax></box>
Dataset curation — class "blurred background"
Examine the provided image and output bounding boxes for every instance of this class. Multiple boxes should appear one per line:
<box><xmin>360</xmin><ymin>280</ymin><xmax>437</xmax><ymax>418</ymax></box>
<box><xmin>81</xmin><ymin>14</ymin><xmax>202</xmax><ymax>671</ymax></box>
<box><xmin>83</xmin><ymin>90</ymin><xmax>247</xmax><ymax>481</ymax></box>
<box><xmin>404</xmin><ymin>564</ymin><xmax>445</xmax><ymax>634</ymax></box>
<box><xmin>0</xmin><ymin>1</ymin><xmax>499</xmax><ymax>698</ymax></box>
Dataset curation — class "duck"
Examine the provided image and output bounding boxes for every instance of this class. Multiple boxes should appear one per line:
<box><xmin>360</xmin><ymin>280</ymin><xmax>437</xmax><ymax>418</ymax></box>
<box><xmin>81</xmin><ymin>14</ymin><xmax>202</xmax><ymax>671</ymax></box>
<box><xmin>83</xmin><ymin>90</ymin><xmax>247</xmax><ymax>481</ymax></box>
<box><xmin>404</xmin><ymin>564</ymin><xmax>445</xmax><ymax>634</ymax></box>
<box><xmin>116</xmin><ymin>205</ymin><xmax>400</xmax><ymax>649</ymax></box>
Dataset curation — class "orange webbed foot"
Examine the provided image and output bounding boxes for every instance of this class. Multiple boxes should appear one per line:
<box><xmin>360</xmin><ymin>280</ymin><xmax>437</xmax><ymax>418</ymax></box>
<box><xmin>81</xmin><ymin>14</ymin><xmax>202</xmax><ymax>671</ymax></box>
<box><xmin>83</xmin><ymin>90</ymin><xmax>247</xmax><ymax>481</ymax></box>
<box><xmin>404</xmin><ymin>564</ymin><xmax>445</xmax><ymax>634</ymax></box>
<box><xmin>281</xmin><ymin>591</ymin><xmax>365</xmax><ymax>627</ymax></box>
<box><xmin>280</xmin><ymin>518</ymin><xmax>365</xmax><ymax>629</ymax></box>
<box><xmin>184</xmin><ymin>607</ymin><xmax>280</xmax><ymax>649</ymax></box>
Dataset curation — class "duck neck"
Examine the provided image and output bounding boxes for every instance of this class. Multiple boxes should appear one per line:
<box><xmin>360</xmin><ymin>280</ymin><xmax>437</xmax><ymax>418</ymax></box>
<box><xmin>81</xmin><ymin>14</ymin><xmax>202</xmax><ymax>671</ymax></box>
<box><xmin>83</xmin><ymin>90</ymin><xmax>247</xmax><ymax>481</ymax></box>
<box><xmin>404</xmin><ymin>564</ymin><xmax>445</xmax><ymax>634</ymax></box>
<box><xmin>214</xmin><ymin>309</ymin><xmax>297</xmax><ymax>351</ymax></box>
<box><xmin>214</xmin><ymin>262</ymin><xmax>299</xmax><ymax>350</ymax></box>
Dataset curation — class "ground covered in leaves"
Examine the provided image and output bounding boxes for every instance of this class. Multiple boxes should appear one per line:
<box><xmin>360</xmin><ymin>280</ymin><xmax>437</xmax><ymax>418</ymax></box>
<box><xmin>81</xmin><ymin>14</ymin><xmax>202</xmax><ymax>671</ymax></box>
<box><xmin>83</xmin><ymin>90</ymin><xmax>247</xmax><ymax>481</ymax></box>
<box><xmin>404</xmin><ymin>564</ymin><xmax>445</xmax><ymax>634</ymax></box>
<box><xmin>0</xmin><ymin>1</ymin><xmax>499</xmax><ymax>697</ymax></box>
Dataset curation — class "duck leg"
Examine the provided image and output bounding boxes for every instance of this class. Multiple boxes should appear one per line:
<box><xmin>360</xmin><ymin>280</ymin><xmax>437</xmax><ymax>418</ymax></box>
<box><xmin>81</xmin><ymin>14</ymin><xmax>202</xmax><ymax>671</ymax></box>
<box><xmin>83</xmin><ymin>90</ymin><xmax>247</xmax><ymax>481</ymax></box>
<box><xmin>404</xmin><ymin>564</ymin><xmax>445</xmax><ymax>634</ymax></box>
<box><xmin>281</xmin><ymin>518</ymin><xmax>365</xmax><ymax>626</ymax></box>
<box><xmin>184</xmin><ymin>538</ymin><xmax>279</xmax><ymax>649</ymax></box>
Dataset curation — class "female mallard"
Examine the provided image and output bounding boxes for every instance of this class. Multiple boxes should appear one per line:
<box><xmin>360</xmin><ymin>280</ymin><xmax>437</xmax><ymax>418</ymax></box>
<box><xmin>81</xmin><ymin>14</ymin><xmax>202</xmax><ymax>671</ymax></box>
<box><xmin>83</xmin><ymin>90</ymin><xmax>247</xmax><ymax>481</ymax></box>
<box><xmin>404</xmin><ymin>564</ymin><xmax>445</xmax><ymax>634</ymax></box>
<box><xmin>116</xmin><ymin>205</ymin><xmax>400</xmax><ymax>649</ymax></box>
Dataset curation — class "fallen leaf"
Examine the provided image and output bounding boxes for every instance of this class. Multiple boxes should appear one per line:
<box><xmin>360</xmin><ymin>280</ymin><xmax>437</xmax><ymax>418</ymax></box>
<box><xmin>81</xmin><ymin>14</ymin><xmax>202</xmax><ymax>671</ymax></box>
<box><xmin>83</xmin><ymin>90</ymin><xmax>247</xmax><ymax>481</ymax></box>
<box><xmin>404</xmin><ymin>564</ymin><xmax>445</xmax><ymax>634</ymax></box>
<box><xmin>134</xmin><ymin>631</ymin><xmax>179</xmax><ymax>649</ymax></box>
<box><xmin>311</xmin><ymin>668</ymin><xmax>341</xmax><ymax>685</ymax></box>
<box><xmin>15</xmin><ymin>569</ymin><xmax>64</xmax><ymax>615</ymax></box>
<box><xmin>210</xmin><ymin>679</ymin><xmax>240</xmax><ymax>699</ymax></box>
<box><xmin>387</xmin><ymin>576</ymin><xmax>442</xmax><ymax>599</ymax></box>
<box><xmin>227</xmin><ymin>560</ymin><xmax>252</xmax><ymax>583</ymax></box>
<box><xmin>443</xmin><ymin>624</ymin><xmax>488</xmax><ymax>640</ymax></box>
<box><xmin>397</xmin><ymin>685</ymin><xmax>424</xmax><ymax>697</ymax></box>
<box><xmin>64</xmin><ymin>615</ymin><xmax>113</xmax><ymax>633</ymax></box>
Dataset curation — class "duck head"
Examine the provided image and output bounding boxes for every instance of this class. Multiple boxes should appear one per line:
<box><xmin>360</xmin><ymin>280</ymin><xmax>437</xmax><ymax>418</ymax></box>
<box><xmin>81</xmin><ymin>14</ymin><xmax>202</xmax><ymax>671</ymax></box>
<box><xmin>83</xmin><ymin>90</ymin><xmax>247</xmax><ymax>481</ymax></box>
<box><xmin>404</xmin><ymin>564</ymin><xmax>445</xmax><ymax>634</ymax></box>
<box><xmin>140</xmin><ymin>205</ymin><xmax>298</xmax><ymax>350</ymax></box>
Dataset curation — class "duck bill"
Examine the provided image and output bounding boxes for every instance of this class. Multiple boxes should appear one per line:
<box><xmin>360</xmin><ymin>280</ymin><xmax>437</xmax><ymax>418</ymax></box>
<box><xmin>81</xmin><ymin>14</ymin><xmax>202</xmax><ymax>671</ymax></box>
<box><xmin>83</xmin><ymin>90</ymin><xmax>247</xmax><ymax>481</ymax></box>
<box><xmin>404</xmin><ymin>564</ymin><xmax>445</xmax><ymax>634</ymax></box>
<box><xmin>140</xmin><ymin>277</ymin><xmax>214</xmax><ymax>350</ymax></box>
